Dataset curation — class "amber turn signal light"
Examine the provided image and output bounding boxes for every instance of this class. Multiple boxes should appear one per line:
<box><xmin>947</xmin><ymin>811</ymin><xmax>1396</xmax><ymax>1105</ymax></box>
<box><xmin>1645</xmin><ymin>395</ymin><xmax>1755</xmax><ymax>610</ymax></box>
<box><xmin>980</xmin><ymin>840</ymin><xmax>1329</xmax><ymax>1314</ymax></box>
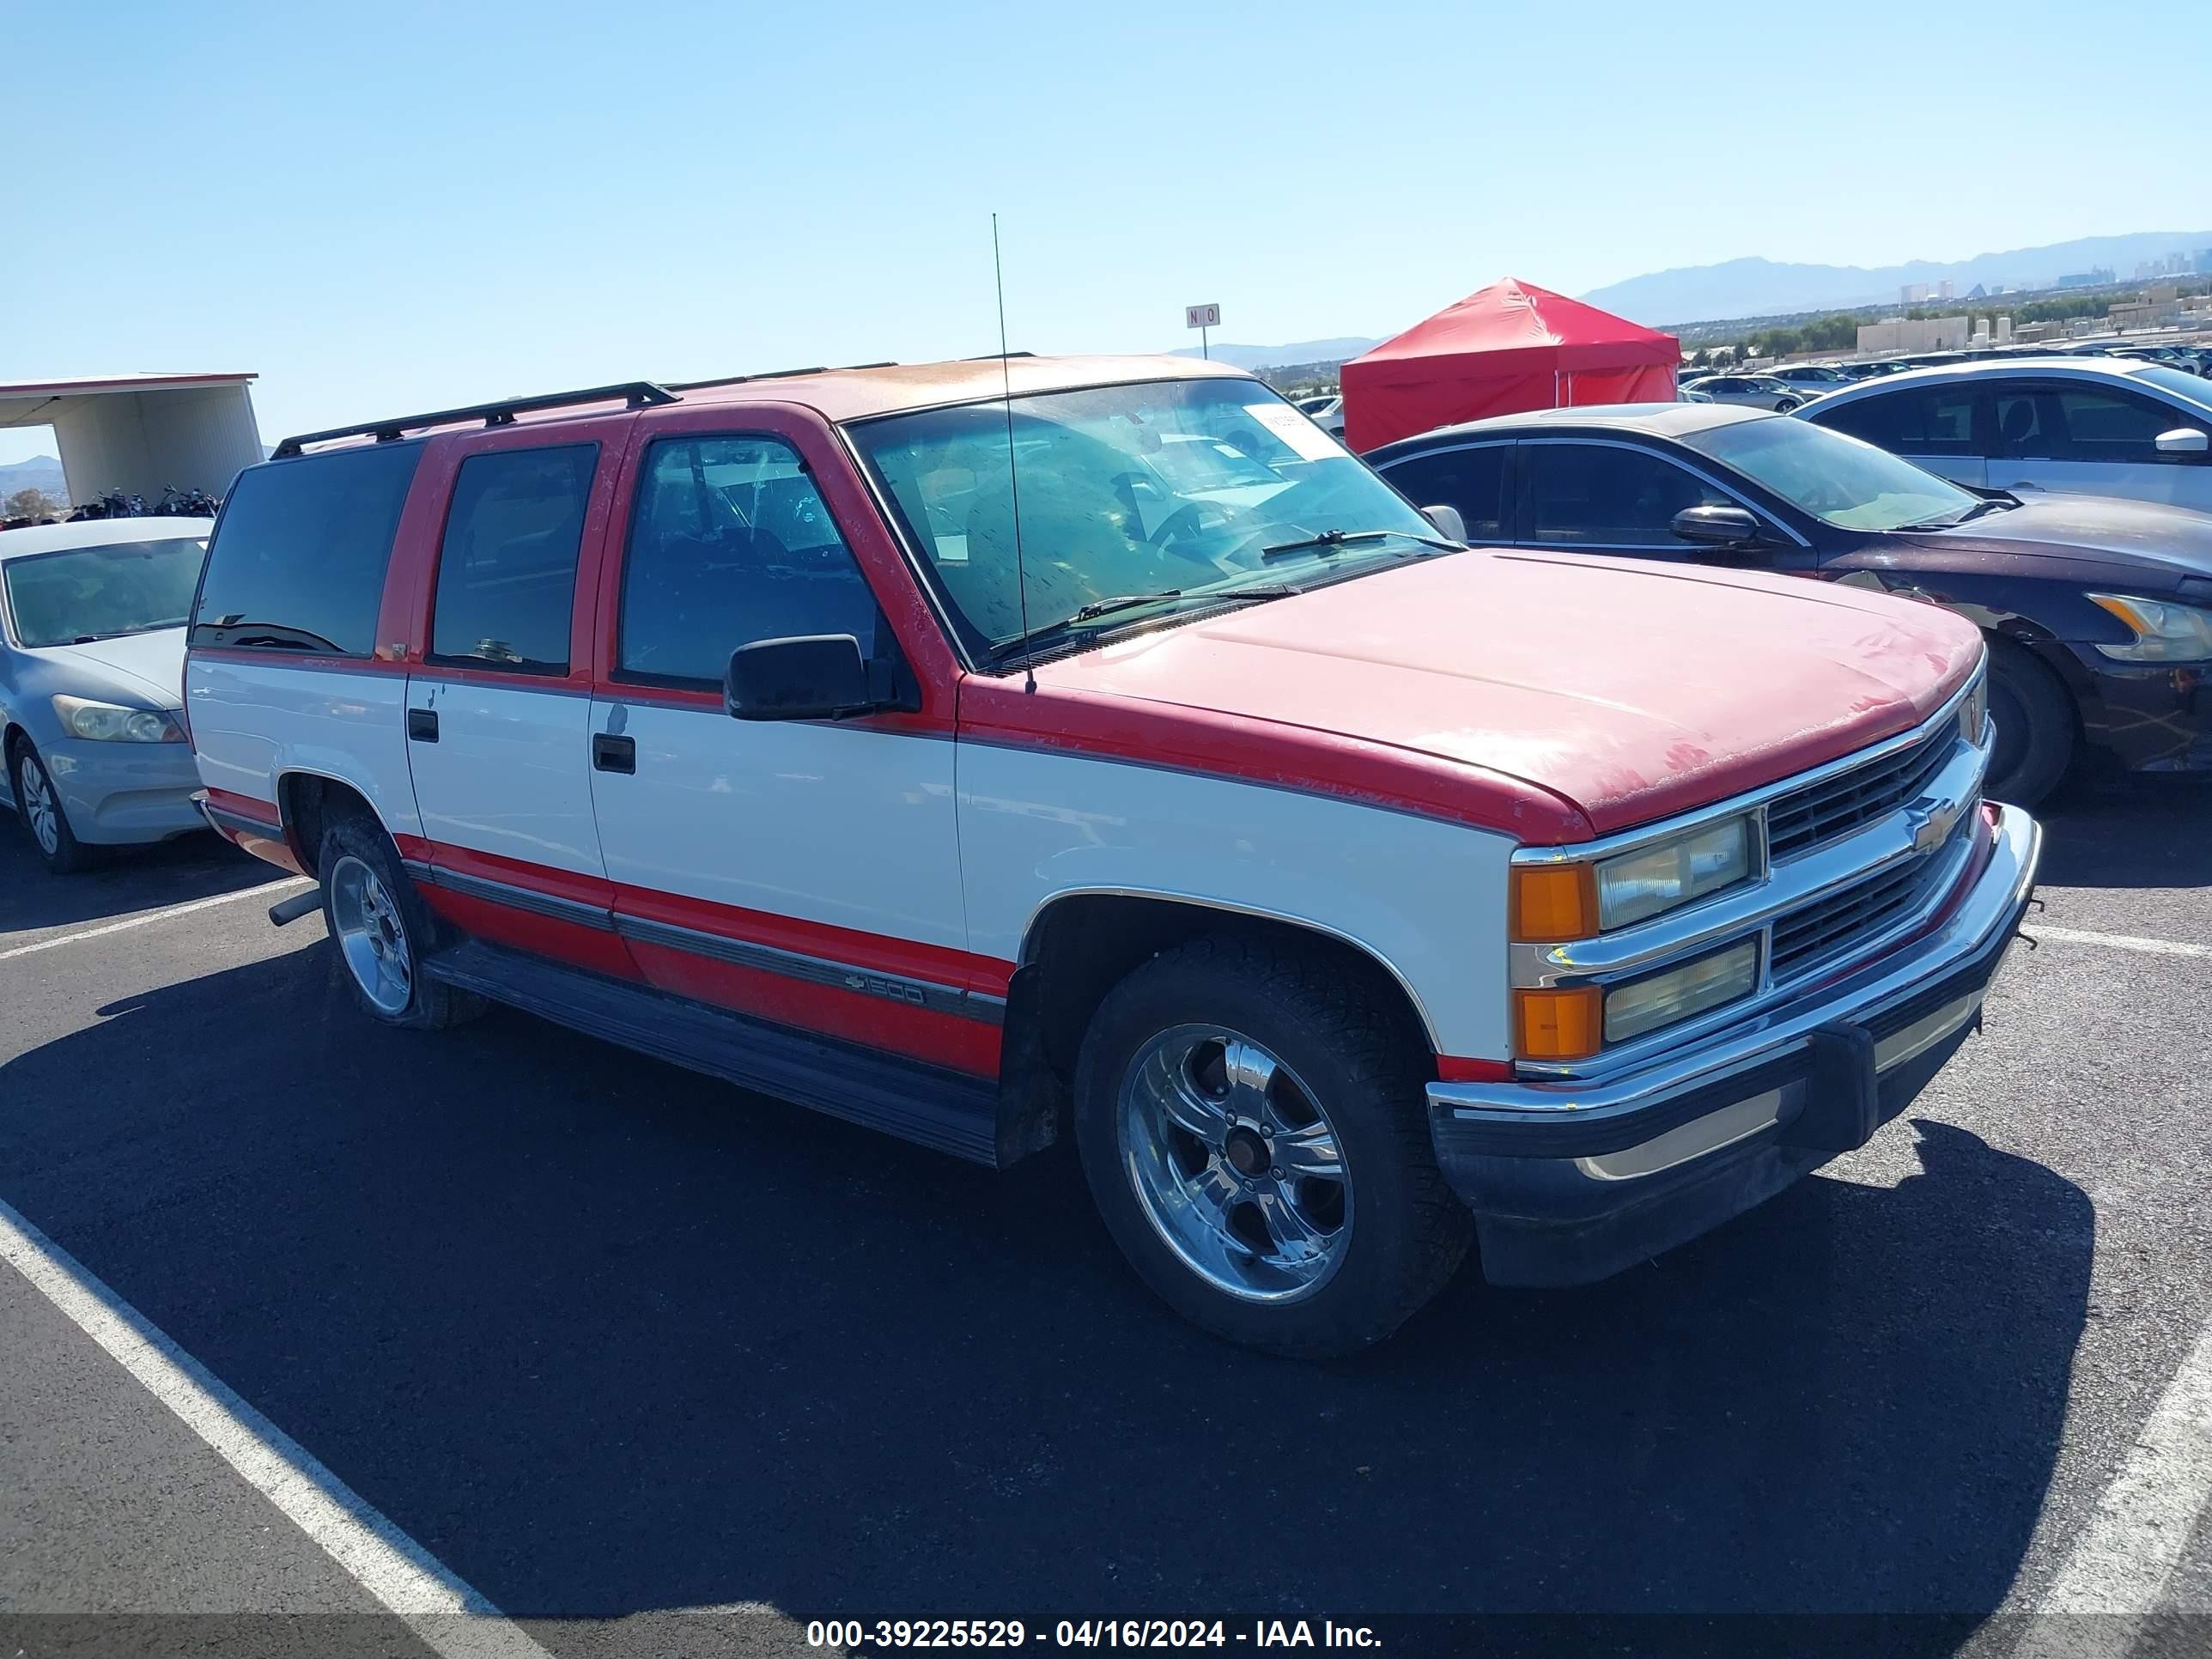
<box><xmin>1514</xmin><ymin>986</ymin><xmax>1604</xmax><ymax>1061</ymax></box>
<box><xmin>1511</xmin><ymin>863</ymin><xmax>1596</xmax><ymax>943</ymax></box>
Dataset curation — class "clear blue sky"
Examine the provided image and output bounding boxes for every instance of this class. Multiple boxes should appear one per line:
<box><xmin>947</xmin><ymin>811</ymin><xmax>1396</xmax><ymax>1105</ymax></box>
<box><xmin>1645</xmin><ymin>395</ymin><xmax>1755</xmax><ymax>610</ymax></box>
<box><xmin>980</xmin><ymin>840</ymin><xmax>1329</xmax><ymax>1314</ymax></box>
<box><xmin>1</xmin><ymin>0</ymin><xmax>2196</xmax><ymax>463</ymax></box>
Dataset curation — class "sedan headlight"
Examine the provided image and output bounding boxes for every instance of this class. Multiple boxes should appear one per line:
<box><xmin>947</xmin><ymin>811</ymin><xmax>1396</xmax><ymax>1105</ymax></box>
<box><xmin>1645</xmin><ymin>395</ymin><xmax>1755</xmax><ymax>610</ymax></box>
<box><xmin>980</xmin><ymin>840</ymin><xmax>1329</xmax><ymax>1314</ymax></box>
<box><xmin>1595</xmin><ymin>816</ymin><xmax>1753</xmax><ymax>930</ymax></box>
<box><xmin>52</xmin><ymin>695</ymin><xmax>184</xmax><ymax>744</ymax></box>
<box><xmin>2085</xmin><ymin>594</ymin><xmax>2212</xmax><ymax>663</ymax></box>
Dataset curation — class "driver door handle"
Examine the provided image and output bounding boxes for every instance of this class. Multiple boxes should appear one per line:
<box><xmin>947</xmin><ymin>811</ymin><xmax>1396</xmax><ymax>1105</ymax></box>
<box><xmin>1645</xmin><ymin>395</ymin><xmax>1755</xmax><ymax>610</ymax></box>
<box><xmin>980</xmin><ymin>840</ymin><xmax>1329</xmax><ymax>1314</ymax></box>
<box><xmin>592</xmin><ymin>733</ymin><xmax>635</xmax><ymax>775</ymax></box>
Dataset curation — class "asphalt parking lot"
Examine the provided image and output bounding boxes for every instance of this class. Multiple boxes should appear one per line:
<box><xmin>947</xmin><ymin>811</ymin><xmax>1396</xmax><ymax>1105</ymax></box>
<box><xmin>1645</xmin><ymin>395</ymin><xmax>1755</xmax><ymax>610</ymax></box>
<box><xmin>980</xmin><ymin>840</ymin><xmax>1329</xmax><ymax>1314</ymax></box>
<box><xmin>2</xmin><ymin>781</ymin><xmax>2209</xmax><ymax>1659</ymax></box>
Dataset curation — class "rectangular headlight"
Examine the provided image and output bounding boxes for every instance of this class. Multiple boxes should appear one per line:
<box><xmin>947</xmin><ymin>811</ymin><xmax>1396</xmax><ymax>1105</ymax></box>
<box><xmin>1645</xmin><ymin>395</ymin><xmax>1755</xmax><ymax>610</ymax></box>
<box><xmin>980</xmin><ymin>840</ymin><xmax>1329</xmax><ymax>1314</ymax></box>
<box><xmin>1604</xmin><ymin>940</ymin><xmax>1760</xmax><ymax>1044</ymax></box>
<box><xmin>1595</xmin><ymin>817</ymin><xmax>1752</xmax><ymax>930</ymax></box>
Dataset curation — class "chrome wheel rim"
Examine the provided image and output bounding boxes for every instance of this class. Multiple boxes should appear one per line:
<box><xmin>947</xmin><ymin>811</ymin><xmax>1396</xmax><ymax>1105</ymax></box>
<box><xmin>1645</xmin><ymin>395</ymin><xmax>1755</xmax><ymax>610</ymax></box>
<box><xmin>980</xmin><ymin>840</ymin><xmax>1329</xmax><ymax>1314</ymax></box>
<box><xmin>328</xmin><ymin>855</ymin><xmax>413</xmax><ymax>1014</ymax></box>
<box><xmin>1118</xmin><ymin>1024</ymin><xmax>1351</xmax><ymax>1304</ymax></box>
<box><xmin>19</xmin><ymin>756</ymin><xmax>58</xmax><ymax>857</ymax></box>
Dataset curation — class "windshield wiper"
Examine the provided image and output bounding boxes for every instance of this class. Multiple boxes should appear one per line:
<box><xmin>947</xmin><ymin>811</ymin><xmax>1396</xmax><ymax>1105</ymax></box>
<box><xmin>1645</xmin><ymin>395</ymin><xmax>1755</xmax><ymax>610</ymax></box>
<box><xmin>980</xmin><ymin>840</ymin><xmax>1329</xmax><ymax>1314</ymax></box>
<box><xmin>1259</xmin><ymin>527</ymin><xmax>1459</xmax><ymax>561</ymax></box>
<box><xmin>986</xmin><ymin>584</ymin><xmax>1303</xmax><ymax>665</ymax></box>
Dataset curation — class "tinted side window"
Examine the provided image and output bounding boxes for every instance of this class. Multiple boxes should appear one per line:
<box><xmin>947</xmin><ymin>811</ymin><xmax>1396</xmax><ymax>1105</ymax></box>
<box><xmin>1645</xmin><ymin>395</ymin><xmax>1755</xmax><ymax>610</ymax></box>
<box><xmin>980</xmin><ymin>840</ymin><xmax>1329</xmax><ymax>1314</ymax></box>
<box><xmin>1377</xmin><ymin>447</ymin><xmax>1506</xmax><ymax>540</ymax></box>
<box><xmin>1525</xmin><ymin>444</ymin><xmax>1729</xmax><ymax>547</ymax></box>
<box><xmin>191</xmin><ymin>444</ymin><xmax>422</xmax><ymax>655</ymax></box>
<box><xmin>430</xmin><ymin>445</ymin><xmax>597</xmax><ymax>672</ymax></box>
<box><xmin>1814</xmin><ymin>386</ymin><xmax>1978</xmax><ymax>456</ymax></box>
<box><xmin>2052</xmin><ymin>388</ymin><xmax>2183</xmax><ymax>464</ymax></box>
<box><xmin>1991</xmin><ymin>390</ymin><xmax>2062</xmax><ymax>459</ymax></box>
<box><xmin>620</xmin><ymin>436</ymin><xmax>880</xmax><ymax>685</ymax></box>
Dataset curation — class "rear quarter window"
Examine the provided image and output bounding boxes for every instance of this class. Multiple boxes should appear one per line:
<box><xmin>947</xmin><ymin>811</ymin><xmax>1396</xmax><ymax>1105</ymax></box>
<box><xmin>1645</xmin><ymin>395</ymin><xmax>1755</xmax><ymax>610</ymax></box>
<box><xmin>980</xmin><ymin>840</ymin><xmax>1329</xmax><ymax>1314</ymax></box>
<box><xmin>191</xmin><ymin>444</ymin><xmax>423</xmax><ymax>655</ymax></box>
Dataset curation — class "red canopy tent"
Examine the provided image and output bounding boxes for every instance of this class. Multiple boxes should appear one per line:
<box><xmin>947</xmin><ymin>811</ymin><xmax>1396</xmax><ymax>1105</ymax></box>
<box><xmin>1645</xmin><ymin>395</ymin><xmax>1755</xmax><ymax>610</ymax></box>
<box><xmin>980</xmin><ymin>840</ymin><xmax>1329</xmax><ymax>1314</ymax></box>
<box><xmin>1340</xmin><ymin>278</ymin><xmax>1680</xmax><ymax>453</ymax></box>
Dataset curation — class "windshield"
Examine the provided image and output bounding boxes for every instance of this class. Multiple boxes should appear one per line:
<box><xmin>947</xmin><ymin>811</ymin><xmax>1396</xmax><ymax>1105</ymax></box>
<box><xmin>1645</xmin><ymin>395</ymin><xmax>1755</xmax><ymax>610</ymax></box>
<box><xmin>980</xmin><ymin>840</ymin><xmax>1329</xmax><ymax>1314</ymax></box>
<box><xmin>2127</xmin><ymin>364</ymin><xmax>2212</xmax><ymax>414</ymax></box>
<box><xmin>3</xmin><ymin>538</ymin><xmax>209</xmax><ymax>648</ymax></box>
<box><xmin>1682</xmin><ymin>417</ymin><xmax>1980</xmax><ymax>531</ymax></box>
<box><xmin>848</xmin><ymin>378</ymin><xmax>1446</xmax><ymax>664</ymax></box>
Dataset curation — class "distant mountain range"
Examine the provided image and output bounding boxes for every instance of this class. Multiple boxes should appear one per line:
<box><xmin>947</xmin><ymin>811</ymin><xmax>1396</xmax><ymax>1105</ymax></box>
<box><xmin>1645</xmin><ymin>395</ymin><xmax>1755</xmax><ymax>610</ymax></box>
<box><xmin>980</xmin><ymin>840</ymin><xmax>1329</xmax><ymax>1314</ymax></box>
<box><xmin>1580</xmin><ymin>232</ymin><xmax>2212</xmax><ymax>326</ymax></box>
<box><xmin>1168</xmin><ymin>337</ymin><xmax>1381</xmax><ymax>371</ymax></box>
<box><xmin>0</xmin><ymin>454</ymin><xmax>65</xmax><ymax>499</ymax></box>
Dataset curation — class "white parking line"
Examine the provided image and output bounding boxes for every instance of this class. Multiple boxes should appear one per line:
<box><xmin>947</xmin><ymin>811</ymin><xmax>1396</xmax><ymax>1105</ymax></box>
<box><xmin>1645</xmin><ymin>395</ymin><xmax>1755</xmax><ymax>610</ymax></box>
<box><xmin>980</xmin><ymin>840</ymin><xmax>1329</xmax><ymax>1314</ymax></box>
<box><xmin>2021</xmin><ymin>1319</ymin><xmax>2212</xmax><ymax>1654</ymax></box>
<box><xmin>0</xmin><ymin>1197</ymin><xmax>552</xmax><ymax>1659</ymax></box>
<box><xmin>0</xmin><ymin>878</ymin><xmax>310</xmax><ymax>963</ymax></box>
<box><xmin>2027</xmin><ymin>924</ymin><xmax>2212</xmax><ymax>962</ymax></box>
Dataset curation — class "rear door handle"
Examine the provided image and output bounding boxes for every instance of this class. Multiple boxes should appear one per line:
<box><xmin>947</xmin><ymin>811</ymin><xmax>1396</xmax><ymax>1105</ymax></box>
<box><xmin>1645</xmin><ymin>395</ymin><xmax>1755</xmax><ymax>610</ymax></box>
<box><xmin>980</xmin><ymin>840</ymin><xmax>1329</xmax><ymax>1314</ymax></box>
<box><xmin>592</xmin><ymin>733</ymin><xmax>636</xmax><ymax>774</ymax></box>
<box><xmin>407</xmin><ymin>708</ymin><xmax>439</xmax><ymax>743</ymax></box>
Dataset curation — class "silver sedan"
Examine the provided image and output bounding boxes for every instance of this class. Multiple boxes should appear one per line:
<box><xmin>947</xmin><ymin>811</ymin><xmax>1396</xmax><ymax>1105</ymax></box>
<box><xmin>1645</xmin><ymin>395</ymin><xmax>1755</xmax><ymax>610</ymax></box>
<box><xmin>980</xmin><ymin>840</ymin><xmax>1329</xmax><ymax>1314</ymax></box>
<box><xmin>0</xmin><ymin>516</ymin><xmax>212</xmax><ymax>873</ymax></box>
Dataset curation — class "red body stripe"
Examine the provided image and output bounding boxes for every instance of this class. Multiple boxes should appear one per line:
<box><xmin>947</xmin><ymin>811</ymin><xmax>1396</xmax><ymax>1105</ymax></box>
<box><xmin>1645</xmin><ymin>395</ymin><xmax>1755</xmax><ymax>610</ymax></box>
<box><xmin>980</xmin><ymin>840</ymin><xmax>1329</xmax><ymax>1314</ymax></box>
<box><xmin>1435</xmin><ymin>1054</ymin><xmax>1514</xmax><ymax>1084</ymax></box>
<box><xmin>204</xmin><ymin>786</ymin><xmax>280</xmax><ymax>824</ymax></box>
<box><xmin>623</xmin><ymin>939</ymin><xmax>1001</xmax><ymax>1078</ymax></box>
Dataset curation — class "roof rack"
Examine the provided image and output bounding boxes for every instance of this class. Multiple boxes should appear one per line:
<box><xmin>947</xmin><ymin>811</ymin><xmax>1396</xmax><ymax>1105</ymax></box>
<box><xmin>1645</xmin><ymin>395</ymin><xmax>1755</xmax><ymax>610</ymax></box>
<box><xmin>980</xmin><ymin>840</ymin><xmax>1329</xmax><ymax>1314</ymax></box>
<box><xmin>270</xmin><ymin>381</ymin><xmax>679</xmax><ymax>459</ymax></box>
<box><xmin>663</xmin><ymin>361</ymin><xmax>898</xmax><ymax>392</ymax></box>
<box><xmin>962</xmin><ymin>350</ymin><xmax>1034</xmax><ymax>361</ymax></box>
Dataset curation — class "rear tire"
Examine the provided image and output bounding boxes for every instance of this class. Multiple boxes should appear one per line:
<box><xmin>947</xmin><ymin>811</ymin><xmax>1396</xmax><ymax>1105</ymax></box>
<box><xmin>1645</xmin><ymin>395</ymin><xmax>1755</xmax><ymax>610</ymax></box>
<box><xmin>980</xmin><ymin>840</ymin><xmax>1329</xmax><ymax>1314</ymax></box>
<box><xmin>1985</xmin><ymin>638</ymin><xmax>2075</xmax><ymax>807</ymax></box>
<box><xmin>12</xmin><ymin>739</ymin><xmax>100</xmax><ymax>875</ymax></box>
<box><xmin>317</xmin><ymin>813</ymin><xmax>485</xmax><ymax>1030</ymax></box>
<box><xmin>1073</xmin><ymin>933</ymin><xmax>1471</xmax><ymax>1358</ymax></box>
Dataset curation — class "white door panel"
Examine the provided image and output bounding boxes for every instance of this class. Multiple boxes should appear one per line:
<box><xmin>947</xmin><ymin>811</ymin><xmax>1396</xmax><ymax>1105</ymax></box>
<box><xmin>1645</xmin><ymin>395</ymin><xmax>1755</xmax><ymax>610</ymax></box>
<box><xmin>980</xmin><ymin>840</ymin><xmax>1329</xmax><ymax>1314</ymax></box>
<box><xmin>589</xmin><ymin>699</ymin><xmax>965</xmax><ymax>951</ymax></box>
<box><xmin>1990</xmin><ymin>458</ymin><xmax>2212</xmax><ymax>511</ymax></box>
<box><xmin>186</xmin><ymin>658</ymin><xmax>423</xmax><ymax>836</ymax></box>
<box><xmin>405</xmin><ymin>678</ymin><xmax>605</xmax><ymax>876</ymax></box>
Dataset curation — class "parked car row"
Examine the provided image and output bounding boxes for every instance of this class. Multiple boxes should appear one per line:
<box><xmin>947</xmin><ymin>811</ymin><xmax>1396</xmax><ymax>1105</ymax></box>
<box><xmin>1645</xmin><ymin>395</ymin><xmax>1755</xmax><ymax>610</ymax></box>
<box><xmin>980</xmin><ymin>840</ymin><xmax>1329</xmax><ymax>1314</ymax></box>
<box><xmin>1370</xmin><ymin>397</ymin><xmax>2212</xmax><ymax>805</ymax></box>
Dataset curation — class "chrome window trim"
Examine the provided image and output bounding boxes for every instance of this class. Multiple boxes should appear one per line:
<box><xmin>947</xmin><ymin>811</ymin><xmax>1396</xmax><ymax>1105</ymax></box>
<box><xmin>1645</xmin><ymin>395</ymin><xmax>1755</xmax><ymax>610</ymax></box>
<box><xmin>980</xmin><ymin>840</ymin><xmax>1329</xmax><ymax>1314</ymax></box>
<box><xmin>1514</xmin><ymin>434</ymin><xmax>1814</xmax><ymax>550</ymax></box>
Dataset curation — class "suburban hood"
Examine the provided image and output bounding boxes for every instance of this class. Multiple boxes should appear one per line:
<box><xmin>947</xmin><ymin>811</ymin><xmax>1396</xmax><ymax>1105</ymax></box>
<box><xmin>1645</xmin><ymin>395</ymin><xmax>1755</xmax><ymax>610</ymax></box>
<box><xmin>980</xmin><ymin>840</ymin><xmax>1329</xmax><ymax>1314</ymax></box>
<box><xmin>1915</xmin><ymin>493</ymin><xmax>2212</xmax><ymax>583</ymax></box>
<box><xmin>1030</xmin><ymin>551</ymin><xmax>1981</xmax><ymax>836</ymax></box>
<box><xmin>31</xmin><ymin>627</ymin><xmax>187</xmax><ymax>708</ymax></box>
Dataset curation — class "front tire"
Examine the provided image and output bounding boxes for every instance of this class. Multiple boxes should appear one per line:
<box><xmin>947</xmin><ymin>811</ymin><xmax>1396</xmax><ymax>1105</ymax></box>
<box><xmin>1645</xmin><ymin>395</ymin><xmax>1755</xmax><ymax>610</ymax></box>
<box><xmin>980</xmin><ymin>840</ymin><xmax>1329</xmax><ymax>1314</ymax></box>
<box><xmin>12</xmin><ymin>740</ymin><xmax>100</xmax><ymax>874</ymax></box>
<box><xmin>1073</xmin><ymin>934</ymin><xmax>1471</xmax><ymax>1358</ymax></box>
<box><xmin>318</xmin><ymin>814</ymin><xmax>483</xmax><ymax>1030</ymax></box>
<box><xmin>1985</xmin><ymin>638</ymin><xmax>2075</xmax><ymax>806</ymax></box>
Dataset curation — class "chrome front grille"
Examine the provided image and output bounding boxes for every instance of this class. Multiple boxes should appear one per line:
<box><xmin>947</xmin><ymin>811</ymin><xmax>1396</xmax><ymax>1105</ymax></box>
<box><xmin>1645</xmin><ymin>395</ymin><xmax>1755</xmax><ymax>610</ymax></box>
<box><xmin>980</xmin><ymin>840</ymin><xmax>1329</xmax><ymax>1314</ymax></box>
<box><xmin>1768</xmin><ymin>830</ymin><xmax>1963</xmax><ymax>983</ymax></box>
<box><xmin>1766</xmin><ymin>726</ymin><xmax>1954</xmax><ymax>860</ymax></box>
<box><xmin>1506</xmin><ymin>665</ymin><xmax>1992</xmax><ymax>1080</ymax></box>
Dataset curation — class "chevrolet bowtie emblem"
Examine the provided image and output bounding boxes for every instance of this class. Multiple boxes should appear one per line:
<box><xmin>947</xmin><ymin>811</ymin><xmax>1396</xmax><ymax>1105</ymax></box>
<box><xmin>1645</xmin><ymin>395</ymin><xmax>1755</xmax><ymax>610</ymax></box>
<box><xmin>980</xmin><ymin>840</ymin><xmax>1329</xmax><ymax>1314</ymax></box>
<box><xmin>1905</xmin><ymin>795</ymin><xmax>1965</xmax><ymax>854</ymax></box>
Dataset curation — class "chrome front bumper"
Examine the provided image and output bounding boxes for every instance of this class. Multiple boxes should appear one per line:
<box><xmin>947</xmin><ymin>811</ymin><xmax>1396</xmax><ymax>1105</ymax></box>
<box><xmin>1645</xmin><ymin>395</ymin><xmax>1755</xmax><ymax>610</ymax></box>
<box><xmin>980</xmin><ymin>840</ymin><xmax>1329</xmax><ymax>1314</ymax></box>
<box><xmin>1431</xmin><ymin>805</ymin><xmax>2042</xmax><ymax>1285</ymax></box>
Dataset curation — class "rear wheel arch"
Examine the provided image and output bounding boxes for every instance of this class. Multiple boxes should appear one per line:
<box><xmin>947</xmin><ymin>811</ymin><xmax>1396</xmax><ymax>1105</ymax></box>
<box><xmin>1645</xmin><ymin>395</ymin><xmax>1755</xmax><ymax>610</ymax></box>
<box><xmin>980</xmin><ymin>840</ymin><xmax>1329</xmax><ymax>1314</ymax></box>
<box><xmin>276</xmin><ymin>771</ymin><xmax>386</xmax><ymax>879</ymax></box>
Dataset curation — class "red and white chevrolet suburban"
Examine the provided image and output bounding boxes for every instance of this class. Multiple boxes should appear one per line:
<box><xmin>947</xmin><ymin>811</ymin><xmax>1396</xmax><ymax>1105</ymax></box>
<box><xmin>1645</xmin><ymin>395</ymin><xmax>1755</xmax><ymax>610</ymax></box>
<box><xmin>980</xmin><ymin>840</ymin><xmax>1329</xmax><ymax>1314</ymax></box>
<box><xmin>185</xmin><ymin>356</ymin><xmax>2041</xmax><ymax>1355</ymax></box>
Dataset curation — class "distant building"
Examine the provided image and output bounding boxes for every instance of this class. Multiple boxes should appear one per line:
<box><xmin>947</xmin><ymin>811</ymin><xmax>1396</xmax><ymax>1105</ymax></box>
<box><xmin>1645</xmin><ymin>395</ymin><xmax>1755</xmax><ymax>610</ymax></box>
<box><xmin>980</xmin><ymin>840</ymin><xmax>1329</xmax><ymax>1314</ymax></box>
<box><xmin>1900</xmin><ymin>283</ymin><xmax>1932</xmax><ymax>304</ymax></box>
<box><xmin>2057</xmin><ymin>268</ymin><xmax>2117</xmax><ymax>289</ymax></box>
<box><xmin>1858</xmin><ymin>315</ymin><xmax>1971</xmax><ymax>354</ymax></box>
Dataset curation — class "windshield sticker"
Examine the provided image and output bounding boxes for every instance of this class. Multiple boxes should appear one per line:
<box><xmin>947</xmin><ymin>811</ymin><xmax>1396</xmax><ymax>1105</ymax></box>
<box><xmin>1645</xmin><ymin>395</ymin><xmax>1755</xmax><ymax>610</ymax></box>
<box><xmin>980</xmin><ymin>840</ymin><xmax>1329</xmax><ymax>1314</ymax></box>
<box><xmin>1243</xmin><ymin>403</ymin><xmax>1348</xmax><ymax>463</ymax></box>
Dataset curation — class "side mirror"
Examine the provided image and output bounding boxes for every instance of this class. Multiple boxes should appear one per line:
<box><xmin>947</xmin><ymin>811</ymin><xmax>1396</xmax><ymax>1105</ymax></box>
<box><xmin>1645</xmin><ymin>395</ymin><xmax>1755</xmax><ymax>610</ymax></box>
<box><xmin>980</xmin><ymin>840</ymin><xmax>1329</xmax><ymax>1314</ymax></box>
<box><xmin>725</xmin><ymin>635</ymin><xmax>873</xmax><ymax>721</ymax></box>
<box><xmin>1419</xmin><ymin>503</ymin><xmax>1468</xmax><ymax>543</ymax></box>
<box><xmin>1671</xmin><ymin>505</ymin><xmax>1766</xmax><ymax>549</ymax></box>
<box><xmin>2154</xmin><ymin>427</ymin><xmax>2209</xmax><ymax>456</ymax></box>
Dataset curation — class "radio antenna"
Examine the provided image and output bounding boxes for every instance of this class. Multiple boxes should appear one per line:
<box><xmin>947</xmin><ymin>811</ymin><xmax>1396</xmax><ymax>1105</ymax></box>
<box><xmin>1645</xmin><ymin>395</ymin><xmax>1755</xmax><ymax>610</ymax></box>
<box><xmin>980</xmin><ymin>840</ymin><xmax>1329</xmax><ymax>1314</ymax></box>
<box><xmin>992</xmin><ymin>213</ymin><xmax>1036</xmax><ymax>694</ymax></box>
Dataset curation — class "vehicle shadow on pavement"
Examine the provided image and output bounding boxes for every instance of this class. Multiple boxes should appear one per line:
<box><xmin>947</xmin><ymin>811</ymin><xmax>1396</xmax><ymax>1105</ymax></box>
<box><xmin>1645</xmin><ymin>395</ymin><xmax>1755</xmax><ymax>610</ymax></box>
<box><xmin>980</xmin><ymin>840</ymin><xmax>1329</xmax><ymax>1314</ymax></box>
<box><xmin>0</xmin><ymin>946</ymin><xmax>2094</xmax><ymax>1655</ymax></box>
<box><xmin>2035</xmin><ymin>773</ymin><xmax>2212</xmax><ymax>890</ymax></box>
<box><xmin>0</xmin><ymin>829</ymin><xmax>273</xmax><ymax>938</ymax></box>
